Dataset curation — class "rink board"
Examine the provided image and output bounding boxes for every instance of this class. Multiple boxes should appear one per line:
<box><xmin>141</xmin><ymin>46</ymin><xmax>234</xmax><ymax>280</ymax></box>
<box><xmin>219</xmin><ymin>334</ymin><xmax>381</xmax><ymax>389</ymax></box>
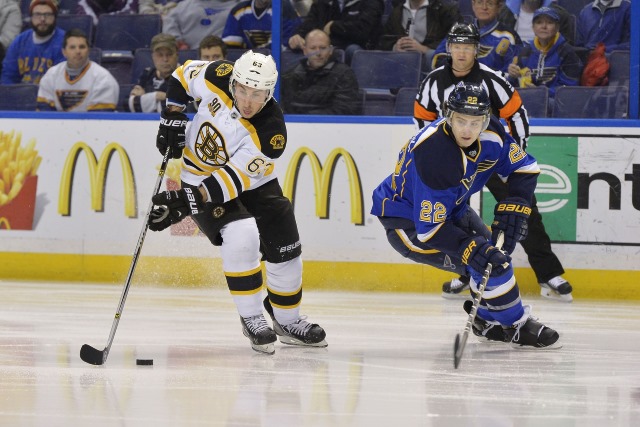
<box><xmin>0</xmin><ymin>115</ymin><xmax>639</xmax><ymax>300</ymax></box>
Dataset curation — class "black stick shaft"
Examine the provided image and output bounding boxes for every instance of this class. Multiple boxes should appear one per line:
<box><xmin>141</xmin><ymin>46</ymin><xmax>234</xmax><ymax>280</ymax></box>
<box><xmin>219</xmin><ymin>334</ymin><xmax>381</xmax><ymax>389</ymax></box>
<box><xmin>80</xmin><ymin>147</ymin><xmax>171</xmax><ymax>365</ymax></box>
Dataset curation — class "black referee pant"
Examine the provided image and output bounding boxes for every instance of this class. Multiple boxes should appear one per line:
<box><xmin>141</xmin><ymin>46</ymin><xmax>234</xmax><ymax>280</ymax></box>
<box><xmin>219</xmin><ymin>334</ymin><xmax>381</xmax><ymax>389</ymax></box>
<box><xmin>485</xmin><ymin>173</ymin><xmax>565</xmax><ymax>283</ymax></box>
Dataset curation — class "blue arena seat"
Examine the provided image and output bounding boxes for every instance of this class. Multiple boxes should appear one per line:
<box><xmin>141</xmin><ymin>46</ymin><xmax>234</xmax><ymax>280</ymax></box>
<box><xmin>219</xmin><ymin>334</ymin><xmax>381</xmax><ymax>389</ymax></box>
<box><xmin>552</xmin><ymin>86</ymin><xmax>628</xmax><ymax>119</ymax></box>
<box><xmin>0</xmin><ymin>84</ymin><xmax>39</xmax><ymax>111</ymax></box>
<box><xmin>607</xmin><ymin>51</ymin><xmax>630</xmax><ymax>87</ymax></box>
<box><xmin>117</xmin><ymin>84</ymin><xmax>134</xmax><ymax>112</ymax></box>
<box><xmin>517</xmin><ymin>86</ymin><xmax>549</xmax><ymax>118</ymax></box>
<box><xmin>351</xmin><ymin>50</ymin><xmax>422</xmax><ymax>91</ymax></box>
<box><xmin>94</xmin><ymin>14</ymin><xmax>162</xmax><ymax>52</ymax></box>
<box><xmin>101</xmin><ymin>52</ymin><xmax>134</xmax><ymax>85</ymax></box>
<box><xmin>557</xmin><ymin>0</ymin><xmax>592</xmax><ymax>17</ymax></box>
<box><xmin>58</xmin><ymin>0</ymin><xmax>80</xmax><ymax>15</ymax></box>
<box><xmin>178</xmin><ymin>49</ymin><xmax>199</xmax><ymax>63</ymax></box>
<box><xmin>131</xmin><ymin>48</ymin><xmax>154</xmax><ymax>84</ymax></box>
<box><xmin>281</xmin><ymin>50</ymin><xmax>305</xmax><ymax>73</ymax></box>
<box><xmin>394</xmin><ymin>87</ymin><xmax>418</xmax><ymax>116</ymax></box>
<box><xmin>89</xmin><ymin>47</ymin><xmax>102</xmax><ymax>64</ymax></box>
<box><xmin>56</xmin><ymin>14</ymin><xmax>94</xmax><ymax>41</ymax></box>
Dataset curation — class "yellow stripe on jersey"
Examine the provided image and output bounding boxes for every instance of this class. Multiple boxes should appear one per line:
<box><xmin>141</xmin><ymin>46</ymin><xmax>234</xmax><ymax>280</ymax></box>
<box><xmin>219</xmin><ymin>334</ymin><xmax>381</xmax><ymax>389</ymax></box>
<box><xmin>205</xmin><ymin>79</ymin><xmax>233</xmax><ymax>109</ymax></box>
<box><xmin>396</xmin><ymin>229</ymin><xmax>441</xmax><ymax>253</ymax></box>
<box><xmin>182</xmin><ymin>147</ymin><xmax>221</xmax><ymax>175</ymax></box>
<box><xmin>175</xmin><ymin>65</ymin><xmax>189</xmax><ymax>92</ymax></box>
<box><xmin>227</xmin><ymin>162</ymin><xmax>250</xmax><ymax>190</ymax></box>
<box><xmin>215</xmin><ymin>168</ymin><xmax>238</xmax><ymax>199</ymax></box>
<box><xmin>238</xmin><ymin>118</ymin><xmax>262</xmax><ymax>152</ymax></box>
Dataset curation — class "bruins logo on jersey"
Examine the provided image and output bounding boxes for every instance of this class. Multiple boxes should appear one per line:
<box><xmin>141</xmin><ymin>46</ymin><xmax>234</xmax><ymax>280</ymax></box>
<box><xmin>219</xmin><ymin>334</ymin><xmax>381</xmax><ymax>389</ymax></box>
<box><xmin>270</xmin><ymin>134</ymin><xmax>285</xmax><ymax>149</ymax></box>
<box><xmin>215</xmin><ymin>63</ymin><xmax>233</xmax><ymax>77</ymax></box>
<box><xmin>195</xmin><ymin>122</ymin><xmax>230</xmax><ymax>167</ymax></box>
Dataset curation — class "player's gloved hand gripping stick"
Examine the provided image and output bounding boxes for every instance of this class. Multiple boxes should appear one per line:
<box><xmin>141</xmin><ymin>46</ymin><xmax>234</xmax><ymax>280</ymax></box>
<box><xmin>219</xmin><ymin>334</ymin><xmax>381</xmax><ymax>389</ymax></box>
<box><xmin>80</xmin><ymin>147</ymin><xmax>172</xmax><ymax>366</ymax></box>
<box><xmin>453</xmin><ymin>231</ymin><xmax>506</xmax><ymax>369</ymax></box>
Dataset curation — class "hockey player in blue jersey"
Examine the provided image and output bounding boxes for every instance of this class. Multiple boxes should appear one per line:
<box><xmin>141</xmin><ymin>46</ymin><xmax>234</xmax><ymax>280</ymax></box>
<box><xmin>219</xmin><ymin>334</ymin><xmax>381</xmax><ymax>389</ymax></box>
<box><xmin>371</xmin><ymin>82</ymin><xmax>560</xmax><ymax>348</ymax></box>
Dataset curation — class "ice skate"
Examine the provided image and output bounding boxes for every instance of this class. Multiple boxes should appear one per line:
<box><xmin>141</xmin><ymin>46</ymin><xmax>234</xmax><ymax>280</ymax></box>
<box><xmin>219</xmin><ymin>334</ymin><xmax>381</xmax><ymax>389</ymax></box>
<box><xmin>463</xmin><ymin>300</ymin><xmax>507</xmax><ymax>343</ymax></box>
<box><xmin>539</xmin><ymin>276</ymin><xmax>573</xmax><ymax>302</ymax></box>
<box><xmin>240</xmin><ymin>314</ymin><xmax>277</xmax><ymax>355</ymax></box>
<box><xmin>442</xmin><ymin>275</ymin><xmax>470</xmax><ymax>299</ymax></box>
<box><xmin>263</xmin><ymin>297</ymin><xmax>328</xmax><ymax>347</ymax></box>
<box><xmin>503</xmin><ymin>306</ymin><xmax>561</xmax><ymax>349</ymax></box>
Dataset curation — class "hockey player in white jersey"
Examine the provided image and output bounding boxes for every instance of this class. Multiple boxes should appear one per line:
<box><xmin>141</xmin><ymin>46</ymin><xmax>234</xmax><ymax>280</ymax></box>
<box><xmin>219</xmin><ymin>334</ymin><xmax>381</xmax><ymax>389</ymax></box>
<box><xmin>372</xmin><ymin>82</ymin><xmax>560</xmax><ymax>349</ymax></box>
<box><xmin>147</xmin><ymin>51</ymin><xmax>327</xmax><ymax>354</ymax></box>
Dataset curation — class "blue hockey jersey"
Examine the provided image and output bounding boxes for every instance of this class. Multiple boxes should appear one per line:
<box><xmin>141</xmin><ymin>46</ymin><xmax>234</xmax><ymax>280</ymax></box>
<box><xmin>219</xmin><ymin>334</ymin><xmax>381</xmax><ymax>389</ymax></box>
<box><xmin>371</xmin><ymin>116</ymin><xmax>539</xmax><ymax>256</ymax></box>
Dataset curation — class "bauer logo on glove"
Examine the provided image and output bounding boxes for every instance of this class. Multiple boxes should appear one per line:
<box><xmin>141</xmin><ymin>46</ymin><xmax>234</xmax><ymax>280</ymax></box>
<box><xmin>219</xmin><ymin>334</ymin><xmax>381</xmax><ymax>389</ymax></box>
<box><xmin>491</xmin><ymin>196</ymin><xmax>531</xmax><ymax>254</ymax></box>
<box><xmin>149</xmin><ymin>187</ymin><xmax>204</xmax><ymax>232</ymax></box>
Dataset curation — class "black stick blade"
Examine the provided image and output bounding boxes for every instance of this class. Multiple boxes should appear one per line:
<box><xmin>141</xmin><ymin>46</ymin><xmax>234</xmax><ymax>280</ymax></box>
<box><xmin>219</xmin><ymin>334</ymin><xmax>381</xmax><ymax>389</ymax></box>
<box><xmin>80</xmin><ymin>344</ymin><xmax>106</xmax><ymax>365</ymax></box>
<box><xmin>453</xmin><ymin>334</ymin><xmax>462</xmax><ymax>369</ymax></box>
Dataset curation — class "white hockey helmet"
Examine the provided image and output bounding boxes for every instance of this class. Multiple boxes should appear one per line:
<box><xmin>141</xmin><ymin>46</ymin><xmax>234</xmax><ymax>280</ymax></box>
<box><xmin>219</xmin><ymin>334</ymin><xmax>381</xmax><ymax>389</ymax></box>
<box><xmin>229</xmin><ymin>50</ymin><xmax>278</xmax><ymax>102</ymax></box>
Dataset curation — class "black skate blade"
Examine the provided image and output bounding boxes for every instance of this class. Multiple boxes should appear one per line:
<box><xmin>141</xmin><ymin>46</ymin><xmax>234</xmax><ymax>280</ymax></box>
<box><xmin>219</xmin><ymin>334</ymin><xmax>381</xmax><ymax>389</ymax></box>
<box><xmin>80</xmin><ymin>344</ymin><xmax>106</xmax><ymax>365</ymax></box>
<box><xmin>453</xmin><ymin>334</ymin><xmax>462</xmax><ymax>369</ymax></box>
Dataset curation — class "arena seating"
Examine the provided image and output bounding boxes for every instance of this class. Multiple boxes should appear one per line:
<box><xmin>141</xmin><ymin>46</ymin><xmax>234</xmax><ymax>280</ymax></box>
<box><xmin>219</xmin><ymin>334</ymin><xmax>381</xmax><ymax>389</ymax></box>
<box><xmin>56</xmin><ymin>14</ymin><xmax>93</xmax><ymax>41</ymax></box>
<box><xmin>94</xmin><ymin>14</ymin><xmax>162</xmax><ymax>52</ymax></box>
<box><xmin>517</xmin><ymin>86</ymin><xmax>549</xmax><ymax>118</ymax></box>
<box><xmin>553</xmin><ymin>85</ymin><xmax>628</xmax><ymax>118</ymax></box>
<box><xmin>0</xmin><ymin>84</ymin><xmax>38</xmax><ymax>111</ymax></box>
<box><xmin>393</xmin><ymin>87</ymin><xmax>418</xmax><ymax>116</ymax></box>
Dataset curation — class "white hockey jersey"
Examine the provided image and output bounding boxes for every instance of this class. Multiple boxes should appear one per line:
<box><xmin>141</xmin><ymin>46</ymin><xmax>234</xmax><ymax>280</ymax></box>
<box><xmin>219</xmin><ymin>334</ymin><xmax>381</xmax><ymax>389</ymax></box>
<box><xmin>36</xmin><ymin>61</ymin><xmax>119</xmax><ymax>112</ymax></box>
<box><xmin>167</xmin><ymin>60</ymin><xmax>287</xmax><ymax>205</ymax></box>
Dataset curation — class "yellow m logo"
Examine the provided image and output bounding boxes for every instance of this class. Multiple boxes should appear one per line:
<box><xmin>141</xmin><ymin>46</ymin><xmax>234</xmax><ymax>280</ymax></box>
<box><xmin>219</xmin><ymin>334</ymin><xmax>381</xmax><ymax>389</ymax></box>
<box><xmin>58</xmin><ymin>142</ymin><xmax>136</xmax><ymax>217</ymax></box>
<box><xmin>283</xmin><ymin>147</ymin><xmax>363</xmax><ymax>225</ymax></box>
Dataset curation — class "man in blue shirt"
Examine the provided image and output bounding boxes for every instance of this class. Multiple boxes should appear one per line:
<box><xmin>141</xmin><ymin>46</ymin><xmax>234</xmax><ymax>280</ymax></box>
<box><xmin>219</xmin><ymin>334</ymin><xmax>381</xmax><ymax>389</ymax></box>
<box><xmin>1</xmin><ymin>0</ymin><xmax>65</xmax><ymax>84</ymax></box>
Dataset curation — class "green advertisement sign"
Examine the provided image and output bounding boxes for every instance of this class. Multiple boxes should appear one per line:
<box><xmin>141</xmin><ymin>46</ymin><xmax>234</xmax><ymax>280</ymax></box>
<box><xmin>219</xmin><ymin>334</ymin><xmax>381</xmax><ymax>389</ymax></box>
<box><xmin>481</xmin><ymin>136</ymin><xmax>579</xmax><ymax>242</ymax></box>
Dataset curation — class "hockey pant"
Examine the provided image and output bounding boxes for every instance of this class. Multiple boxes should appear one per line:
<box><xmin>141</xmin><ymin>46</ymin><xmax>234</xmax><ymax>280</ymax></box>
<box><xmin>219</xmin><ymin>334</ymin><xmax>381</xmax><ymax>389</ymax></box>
<box><xmin>379</xmin><ymin>207</ymin><xmax>525</xmax><ymax>326</ymax></box>
<box><xmin>187</xmin><ymin>179</ymin><xmax>303</xmax><ymax>325</ymax></box>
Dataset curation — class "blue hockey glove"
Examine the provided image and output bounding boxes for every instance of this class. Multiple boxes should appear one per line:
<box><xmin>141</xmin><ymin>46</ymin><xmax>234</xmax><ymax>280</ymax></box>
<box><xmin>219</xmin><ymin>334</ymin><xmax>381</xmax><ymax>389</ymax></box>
<box><xmin>149</xmin><ymin>188</ymin><xmax>204</xmax><ymax>232</ymax></box>
<box><xmin>460</xmin><ymin>236</ymin><xmax>511</xmax><ymax>276</ymax></box>
<box><xmin>157</xmin><ymin>108</ymin><xmax>188</xmax><ymax>159</ymax></box>
<box><xmin>491</xmin><ymin>197</ymin><xmax>531</xmax><ymax>254</ymax></box>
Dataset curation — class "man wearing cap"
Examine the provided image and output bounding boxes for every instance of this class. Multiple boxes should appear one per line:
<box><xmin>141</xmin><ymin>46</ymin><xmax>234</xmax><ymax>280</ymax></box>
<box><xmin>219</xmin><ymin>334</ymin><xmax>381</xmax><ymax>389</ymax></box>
<box><xmin>508</xmin><ymin>6</ymin><xmax>581</xmax><ymax>110</ymax></box>
<box><xmin>1</xmin><ymin>0</ymin><xmax>65</xmax><ymax>84</ymax></box>
<box><xmin>129</xmin><ymin>33</ymin><xmax>180</xmax><ymax>113</ymax></box>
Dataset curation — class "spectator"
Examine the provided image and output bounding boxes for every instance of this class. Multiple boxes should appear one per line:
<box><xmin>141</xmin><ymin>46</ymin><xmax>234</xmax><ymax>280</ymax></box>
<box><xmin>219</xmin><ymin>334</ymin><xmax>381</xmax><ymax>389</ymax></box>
<box><xmin>75</xmin><ymin>0</ymin><xmax>139</xmax><ymax>26</ymax></box>
<box><xmin>0</xmin><ymin>0</ymin><xmax>22</xmax><ymax>75</ymax></box>
<box><xmin>378</xmin><ymin>0</ymin><xmax>461</xmax><ymax>74</ymax></box>
<box><xmin>1</xmin><ymin>0</ymin><xmax>65</xmax><ymax>85</ymax></box>
<box><xmin>221</xmin><ymin>0</ymin><xmax>302</xmax><ymax>49</ymax></box>
<box><xmin>576</xmin><ymin>0</ymin><xmax>630</xmax><ymax>51</ymax></box>
<box><xmin>415</xmin><ymin>23</ymin><xmax>573</xmax><ymax>302</ymax></box>
<box><xmin>128</xmin><ymin>33</ymin><xmax>179</xmax><ymax>113</ymax></box>
<box><xmin>36</xmin><ymin>28</ymin><xmax>119</xmax><ymax>111</ymax></box>
<box><xmin>499</xmin><ymin>0</ymin><xmax>574</xmax><ymax>45</ymax></box>
<box><xmin>139</xmin><ymin>0</ymin><xmax>182</xmax><ymax>16</ymax></box>
<box><xmin>432</xmin><ymin>0</ymin><xmax>522</xmax><ymax>73</ymax></box>
<box><xmin>281</xmin><ymin>29</ymin><xmax>361</xmax><ymax>115</ymax></box>
<box><xmin>199</xmin><ymin>34</ymin><xmax>227</xmax><ymax>60</ymax></box>
<box><xmin>288</xmin><ymin>0</ymin><xmax>385</xmax><ymax>64</ymax></box>
<box><xmin>163</xmin><ymin>0</ymin><xmax>238</xmax><ymax>50</ymax></box>
<box><xmin>507</xmin><ymin>6</ymin><xmax>581</xmax><ymax>113</ymax></box>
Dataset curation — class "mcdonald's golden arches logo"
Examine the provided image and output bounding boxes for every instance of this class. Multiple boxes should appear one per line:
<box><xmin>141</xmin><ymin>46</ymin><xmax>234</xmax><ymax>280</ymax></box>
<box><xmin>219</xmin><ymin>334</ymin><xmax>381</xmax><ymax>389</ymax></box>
<box><xmin>283</xmin><ymin>147</ymin><xmax>363</xmax><ymax>225</ymax></box>
<box><xmin>58</xmin><ymin>142</ymin><xmax>137</xmax><ymax>217</ymax></box>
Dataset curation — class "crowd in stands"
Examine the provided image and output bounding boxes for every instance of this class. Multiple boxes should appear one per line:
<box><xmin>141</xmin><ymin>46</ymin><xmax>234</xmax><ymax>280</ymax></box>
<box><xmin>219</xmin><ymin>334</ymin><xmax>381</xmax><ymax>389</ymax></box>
<box><xmin>0</xmin><ymin>0</ymin><xmax>633</xmax><ymax>117</ymax></box>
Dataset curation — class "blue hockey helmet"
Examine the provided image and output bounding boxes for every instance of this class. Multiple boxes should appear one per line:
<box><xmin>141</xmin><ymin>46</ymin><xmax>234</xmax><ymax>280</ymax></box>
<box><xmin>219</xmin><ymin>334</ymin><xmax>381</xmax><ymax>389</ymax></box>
<box><xmin>444</xmin><ymin>82</ymin><xmax>491</xmax><ymax>129</ymax></box>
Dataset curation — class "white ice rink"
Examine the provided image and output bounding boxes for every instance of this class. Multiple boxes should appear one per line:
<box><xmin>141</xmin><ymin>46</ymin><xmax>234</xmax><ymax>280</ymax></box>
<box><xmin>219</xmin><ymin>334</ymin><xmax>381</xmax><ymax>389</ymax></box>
<box><xmin>1</xmin><ymin>281</ymin><xmax>639</xmax><ymax>427</ymax></box>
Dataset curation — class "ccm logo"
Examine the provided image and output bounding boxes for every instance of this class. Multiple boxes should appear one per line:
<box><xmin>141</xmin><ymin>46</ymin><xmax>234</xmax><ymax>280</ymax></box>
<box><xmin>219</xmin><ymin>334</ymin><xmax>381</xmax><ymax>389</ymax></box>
<box><xmin>279</xmin><ymin>241</ymin><xmax>301</xmax><ymax>253</ymax></box>
<box><xmin>161</xmin><ymin>118</ymin><xmax>188</xmax><ymax>127</ymax></box>
<box><xmin>497</xmin><ymin>203</ymin><xmax>532</xmax><ymax>216</ymax></box>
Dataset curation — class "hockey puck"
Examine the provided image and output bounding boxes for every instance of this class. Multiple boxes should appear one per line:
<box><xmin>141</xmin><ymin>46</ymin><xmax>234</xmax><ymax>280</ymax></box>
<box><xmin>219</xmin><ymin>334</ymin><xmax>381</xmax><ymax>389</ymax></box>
<box><xmin>136</xmin><ymin>359</ymin><xmax>153</xmax><ymax>366</ymax></box>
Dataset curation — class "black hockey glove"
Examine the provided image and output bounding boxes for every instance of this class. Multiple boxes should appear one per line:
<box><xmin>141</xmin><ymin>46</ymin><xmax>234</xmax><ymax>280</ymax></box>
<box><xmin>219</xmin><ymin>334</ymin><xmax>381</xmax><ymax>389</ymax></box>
<box><xmin>148</xmin><ymin>188</ymin><xmax>204</xmax><ymax>232</ymax></box>
<box><xmin>460</xmin><ymin>236</ymin><xmax>511</xmax><ymax>276</ymax></box>
<box><xmin>157</xmin><ymin>108</ymin><xmax>188</xmax><ymax>159</ymax></box>
<box><xmin>491</xmin><ymin>197</ymin><xmax>531</xmax><ymax>254</ymax></box>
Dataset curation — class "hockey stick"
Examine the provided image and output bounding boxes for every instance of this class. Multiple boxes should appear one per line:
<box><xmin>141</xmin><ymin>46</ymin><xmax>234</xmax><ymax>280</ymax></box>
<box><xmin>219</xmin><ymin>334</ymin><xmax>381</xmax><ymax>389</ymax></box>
<box><xmin>453</xmin><ymin>231</ymin><xmax>505</xmax><ymax>369</ymax></box>
<box><xmin>80</xmin><ymin>147</ymin><xmax>171</xmax><ymax>366</ymax></box>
